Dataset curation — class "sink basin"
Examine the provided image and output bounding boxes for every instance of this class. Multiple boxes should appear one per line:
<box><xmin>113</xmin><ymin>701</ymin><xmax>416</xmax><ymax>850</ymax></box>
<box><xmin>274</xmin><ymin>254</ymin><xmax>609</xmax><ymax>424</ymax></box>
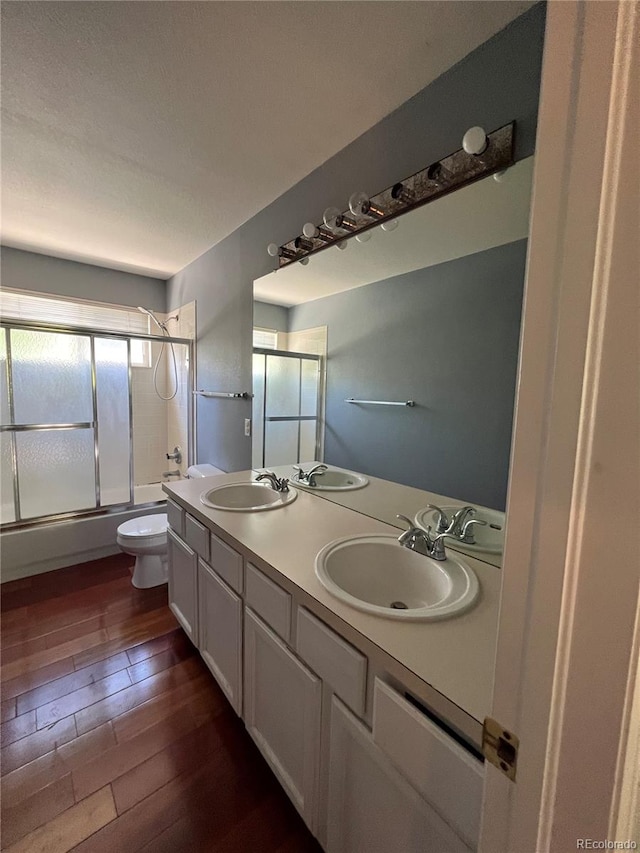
<box><xmin>315</xmin><ymin>534</ymin><xmax>479</xmax><ymax>621</ymax></box>
<box><xmin>292</xmin><ymin>468</ymin><xmax>369</xmax><ymax>491</ymax></box>
<box><xmin>200</xmin><ymin>482</ymin><xmax>297</xmax><ymax>512</ymax></box>
<box><xmin>414</xmin><ymin>505</ymin><xmax>505</xmax><ymax>555</ymax></box>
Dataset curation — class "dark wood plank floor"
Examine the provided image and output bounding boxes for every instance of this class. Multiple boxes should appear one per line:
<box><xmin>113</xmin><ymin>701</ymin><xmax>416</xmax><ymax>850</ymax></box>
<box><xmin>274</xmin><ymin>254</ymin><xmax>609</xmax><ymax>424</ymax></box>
<box><xmin>0</xmin><ymin>554</ymin><xmax>321</xmax><ymax>853</ymax></box>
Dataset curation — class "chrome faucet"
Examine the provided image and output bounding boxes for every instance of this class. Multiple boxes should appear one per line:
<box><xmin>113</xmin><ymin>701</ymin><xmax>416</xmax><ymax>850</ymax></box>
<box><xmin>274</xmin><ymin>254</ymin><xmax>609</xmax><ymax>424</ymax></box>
<box><xmin>255</xmin><ymin>472</ymin><xmax>290</xmax><ymax>492</ymax></box>
<box><xmin>396</xmin><ymin>514</ymin><xmax>487</xmax><ymax>561</ymax></box>
<box><xmin>292</xmin><ymin>464</ymin><xmax>328</xmax><ymax>487</ymax></box>
<box><xmin>423</xmin><ymin>504</ymin><xmax>480</xmax><ymax>542</ymax></box>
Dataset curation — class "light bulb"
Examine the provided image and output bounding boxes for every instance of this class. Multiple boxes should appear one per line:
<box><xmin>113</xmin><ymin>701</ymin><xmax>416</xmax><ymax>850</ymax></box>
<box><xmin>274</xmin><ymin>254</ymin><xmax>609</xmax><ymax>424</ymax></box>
<box><xmin>355</xmin><ymin>231</ymin><xmax>372</xmax><ymax>243</ymax></box>
<box><xmin>323</xmin><ymin>207</ymin><xmax>343</xmax><ymax>233</ymax></box>
<box><xmin>300</xmin><ymin>257</ymin><xmax>310</xmax><ymax>266</ymax></box>
<box><xmin>381</xmin><ymin>220</ymin><xmax>399</xmax><ymax>233</ymax></box>
<box><xmin>267</xmin><ymin>243</ymin><xmax>279</xmax><ymax>257</ymax></box>
<box><xmin>348</xmin><ymin>191</ymin><xmax>385</xmax><ymax>219</ymax></box>
<box><xmin>323</xmin><ymin>207</ymin><xmax>356</xmax><ymax>233</ymax></box>
<box><xmin>493</xmin><ymin>169</ymin><xmax>508</xmax><ymax>183</ymax></box>
<box><xmin>303</xmin><ymin>222</ymin><xmax>332</xmax><ymax>243</ymax></box>
<box><xmin>462</xmin><ymin>126</ymin><xmax>488</xmax><ymax>156</ymax></box>
<box><xmin>336</xmin><ymin>240</ymin><xmax>349</xmax><ymax>251</ymax></box>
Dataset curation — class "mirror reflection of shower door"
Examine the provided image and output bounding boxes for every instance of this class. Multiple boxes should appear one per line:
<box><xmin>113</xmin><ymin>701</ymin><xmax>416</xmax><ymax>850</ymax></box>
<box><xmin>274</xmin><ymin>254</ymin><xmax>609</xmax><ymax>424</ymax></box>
<box><xmin>252</xmin><ymin>349</ymin><xmax>321</xmax><ymax>469</ymax></box>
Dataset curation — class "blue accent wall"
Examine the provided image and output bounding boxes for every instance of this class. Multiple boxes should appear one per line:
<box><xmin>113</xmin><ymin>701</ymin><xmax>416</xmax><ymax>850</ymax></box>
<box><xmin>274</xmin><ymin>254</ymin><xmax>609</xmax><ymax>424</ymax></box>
<box><xmin>167</xmin><ymin>4</ymin><xmax>546</xmax><ymax>475</ymax></box>
<box><xmin>290</xmin><ymin>240</ymin><xmax>527</xmax><ymax>510</ymax></box>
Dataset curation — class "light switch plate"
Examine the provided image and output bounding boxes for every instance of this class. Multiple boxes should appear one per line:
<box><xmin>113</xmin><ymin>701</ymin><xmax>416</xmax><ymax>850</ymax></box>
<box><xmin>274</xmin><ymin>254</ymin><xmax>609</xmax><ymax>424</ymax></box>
<box><xmin>244</xmin><ymin>418</ymin><xmax>251</xmax><ymax>437</ymax></box>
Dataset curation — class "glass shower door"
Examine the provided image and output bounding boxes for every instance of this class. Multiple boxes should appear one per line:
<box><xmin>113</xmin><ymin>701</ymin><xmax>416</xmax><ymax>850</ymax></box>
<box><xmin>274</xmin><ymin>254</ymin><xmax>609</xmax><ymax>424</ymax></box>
<box><xmin>0</xmin><ymin>326</ymin><xmax>132</xmax><ymax>524</ymax></box>
<box><xmin>252</xmin><ymin>348</ymin><xmax>321</xmax><ymax>469</ymax></box>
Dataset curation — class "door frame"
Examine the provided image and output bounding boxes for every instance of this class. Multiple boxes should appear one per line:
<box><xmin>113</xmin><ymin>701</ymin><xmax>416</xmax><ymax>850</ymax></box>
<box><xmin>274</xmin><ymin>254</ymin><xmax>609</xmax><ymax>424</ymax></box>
<box><xmin>480</xmin><ymin>1</ymin><xmax>639</xmax><ymax>850</ymax></box>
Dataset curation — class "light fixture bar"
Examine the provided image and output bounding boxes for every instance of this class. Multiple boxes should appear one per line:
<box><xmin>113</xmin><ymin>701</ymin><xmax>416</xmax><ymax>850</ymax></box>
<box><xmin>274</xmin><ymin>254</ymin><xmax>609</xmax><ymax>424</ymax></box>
<box><xmin>271</xmin><ymin>122</ymin><xmax>515</xmax><ymax>267</ymax></box>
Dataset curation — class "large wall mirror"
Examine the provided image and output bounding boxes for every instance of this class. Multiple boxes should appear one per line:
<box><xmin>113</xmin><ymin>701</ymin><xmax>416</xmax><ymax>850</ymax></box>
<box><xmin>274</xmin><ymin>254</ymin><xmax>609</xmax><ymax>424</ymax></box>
<box><xmin>253</xmin><ymin>156</ymin><xmax>534</xmax><ymax>568</ymax></box>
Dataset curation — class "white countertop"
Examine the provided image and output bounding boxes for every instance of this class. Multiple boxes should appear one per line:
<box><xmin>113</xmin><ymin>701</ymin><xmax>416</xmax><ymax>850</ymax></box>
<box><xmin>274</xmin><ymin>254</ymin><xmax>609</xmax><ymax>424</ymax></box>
<box><xmin>265</xmin><ymin>462</ymin><xmax>504</xmax><ymax>569</ymax></box>
<box><xmin>164</xmin><ymin>470</ymin><xmax>501</xmax><ymax>728</ymax></box>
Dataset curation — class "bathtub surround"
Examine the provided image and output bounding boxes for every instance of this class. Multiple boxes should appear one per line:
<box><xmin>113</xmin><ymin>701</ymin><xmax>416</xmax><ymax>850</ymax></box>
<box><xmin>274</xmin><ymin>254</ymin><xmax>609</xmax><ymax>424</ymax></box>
<box><xmin>0</xmin><ymin>505</ymin><xmax>164</xmax><ymax>582</ymax></box>
<box><xmin>167</xmin><ymin>4</ymin><xmax>546</xmax><ymax>474</ymax></box>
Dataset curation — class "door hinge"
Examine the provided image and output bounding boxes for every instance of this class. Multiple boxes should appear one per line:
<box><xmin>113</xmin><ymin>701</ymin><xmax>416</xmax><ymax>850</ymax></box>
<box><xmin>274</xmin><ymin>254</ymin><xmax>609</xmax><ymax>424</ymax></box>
<box><xmin>482</xmin><ymin>717</ymin><xmax>519</xmax><ymax>782</ymax></box>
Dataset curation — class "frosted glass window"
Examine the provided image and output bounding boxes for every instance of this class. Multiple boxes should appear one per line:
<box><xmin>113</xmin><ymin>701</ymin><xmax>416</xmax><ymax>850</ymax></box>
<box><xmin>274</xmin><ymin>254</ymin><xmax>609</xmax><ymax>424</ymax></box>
<box><xmin>0</xmin><ymin>328</ymin><xmax>10</xmax><ymax>426</ymax></box>
<box><xmin>1</xmin><ymin>433</ymin><xmax>15</xmax><ymax>523</ymax></box>
<box><xmin>264</xmin><ymin>421</ymin><xmax>298</xmax><ymax>468</ymax></box>
<box><xmin>266</xmin><ymin>356</ymin><xmax>299</xmax><ymax>418</ymax></box>
<box><xmin>17</xmin><ymin>429</ymin><xmax>96</xmax><ymax>519</ymax></box>
<box><xmin>300</xmin><ymin>360</ymin><xmax>319</xmax><ymax>417</ymax></box>
<box><xmin>95</xmin><ymin>338</ymin><xmax>131</xmax><ymax>505</ymax></box>
<box><xmin>11</xmin><ymin>330</ymin><xmax>93</xmax><ymax>425</ymax></box>
<box><xmin>299</xmin><ymin>420</ymin><xmax>318</xmax><ymax>462</ymax></box>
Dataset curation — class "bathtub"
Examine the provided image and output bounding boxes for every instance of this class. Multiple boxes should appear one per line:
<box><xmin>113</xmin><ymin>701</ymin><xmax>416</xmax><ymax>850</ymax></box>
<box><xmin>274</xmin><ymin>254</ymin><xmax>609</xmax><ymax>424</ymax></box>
<box><xmin>0</xmin><ymin>480</ymin><xmax>180</xmax><ymax>582</ymax></box>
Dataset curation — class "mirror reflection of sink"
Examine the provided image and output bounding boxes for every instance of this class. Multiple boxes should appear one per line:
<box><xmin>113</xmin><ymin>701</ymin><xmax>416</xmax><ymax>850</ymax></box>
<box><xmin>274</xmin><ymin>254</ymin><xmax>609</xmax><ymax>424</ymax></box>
<box><xmin>315</xmin><ymin>534</ymin><xmax>479</xmax><ymax>621</ymax></box>
<box><xmin>200</xmin><ymin>482</ymin><xmax>297</xmax><ymax>512</ymax></box>
<box><xmin>414</xmin><ymin>505</ymin><xmax>505</xmax><ymax>555</ymax></box>
<box><xmin>293</xmin><ymin>468</ymin><xmax>369</xmax><ymax>492</ymax></box>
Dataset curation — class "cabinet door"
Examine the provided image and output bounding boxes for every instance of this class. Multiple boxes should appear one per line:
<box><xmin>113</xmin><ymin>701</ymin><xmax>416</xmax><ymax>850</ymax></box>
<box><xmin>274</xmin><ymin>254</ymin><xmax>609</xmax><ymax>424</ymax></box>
<box><xmin>244</xmin><ymin>609</ymin><xmax>321</xmax><ymax>832</ymax></box>
<box><xmin>167</xmin><ymin>529</ymin><xmax>198</xmax><ymax>644</ymax></box>
<box><xmin>198</xmin><ymin>559</ymin><xmax>242</xmax><ymax>715</ymax></box>
<box><xmin>327</xmin><ymin>697</ymin><xmax>472</xmax><ymax>853</ymax></box>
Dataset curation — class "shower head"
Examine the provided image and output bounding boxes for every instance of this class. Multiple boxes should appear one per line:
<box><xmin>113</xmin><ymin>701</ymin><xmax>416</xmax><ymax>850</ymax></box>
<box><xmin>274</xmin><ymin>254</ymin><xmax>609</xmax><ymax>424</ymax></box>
<box><xmin>137</xmin><ymin>306</ymin><xmax>166</xmax><ymax>332</ymax></box>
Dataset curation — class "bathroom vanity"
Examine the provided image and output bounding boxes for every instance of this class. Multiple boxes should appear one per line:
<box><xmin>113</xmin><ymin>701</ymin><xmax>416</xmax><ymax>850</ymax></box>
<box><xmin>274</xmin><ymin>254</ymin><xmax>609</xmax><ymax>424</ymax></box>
<box><xmin>163</xmin><ymin>470</ymin><xmax>500</xmax><ymax>852</ymax></box>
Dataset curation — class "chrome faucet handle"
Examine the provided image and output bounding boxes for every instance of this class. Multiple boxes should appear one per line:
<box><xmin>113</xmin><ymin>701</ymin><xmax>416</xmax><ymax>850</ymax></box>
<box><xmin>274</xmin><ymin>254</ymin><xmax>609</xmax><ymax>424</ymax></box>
<box><xmin>458</xmin><ymin>518</ymin><xmax>486</xmax><ymax>544</ymax></box>
<box><xmin>449</xmin><ymin>506</ymin><xmax>476</xmax><ymax>536</ymax></box>
<box><xmin>306</xmin><ymin>463</ymin><xmax>328</xmax><ymax>487</ymax></box>
<box><xmin>292</xmin><ymin>465</ymin><xmax>306</xmax><ymax>478</ymax></box>
<box><xmin>255</xmin><ymin>471</ymin><xmax>289</xmax><ymax>492</ymax></box>
<box><xmin>424</xmin><ymin>504</ymin><xmax>450</xmax><ymax>534</ymax></box>
<box><xmin>396</xmin><ymin>515</ymin><xmax>432</xmax><ymax>549</ymax></box>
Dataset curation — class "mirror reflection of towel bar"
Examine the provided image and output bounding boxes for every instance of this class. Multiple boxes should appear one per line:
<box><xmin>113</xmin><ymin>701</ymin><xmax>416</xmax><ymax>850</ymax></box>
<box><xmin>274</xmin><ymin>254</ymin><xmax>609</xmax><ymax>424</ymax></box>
<box><xmin>345</xmin><ymin>398</ymin><xmax>415</xmax><ymax>407</ymax></box>
<box><xmin>193</xmin><ymin>390</ymin><xmax>253</xmax><ymax>399</ymax></box>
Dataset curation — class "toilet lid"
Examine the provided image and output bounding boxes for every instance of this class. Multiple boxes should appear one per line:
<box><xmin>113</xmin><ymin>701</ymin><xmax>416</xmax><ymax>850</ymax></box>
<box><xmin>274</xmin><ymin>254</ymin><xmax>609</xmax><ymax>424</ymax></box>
<box><xmin>118</xmin><ymin>513</ymin><xmax>168</xmax><ymax>538</ymax></box>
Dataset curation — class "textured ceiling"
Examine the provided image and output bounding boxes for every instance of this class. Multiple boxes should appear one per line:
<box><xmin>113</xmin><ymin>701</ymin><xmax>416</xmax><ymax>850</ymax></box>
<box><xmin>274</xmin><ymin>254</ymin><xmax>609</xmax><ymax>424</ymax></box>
<box><xmin>1</xmin><ymin>1</ymin><xmax>533</xmax><ymax>279</ymax></box>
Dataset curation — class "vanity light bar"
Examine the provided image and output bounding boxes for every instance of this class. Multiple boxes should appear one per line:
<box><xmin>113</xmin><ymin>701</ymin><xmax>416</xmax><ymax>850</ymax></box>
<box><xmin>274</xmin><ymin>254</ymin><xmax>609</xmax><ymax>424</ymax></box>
<box><xmin>270</xmin><ymin>122</ymin><xmax>515</xmax><ymax>267</ymax></box>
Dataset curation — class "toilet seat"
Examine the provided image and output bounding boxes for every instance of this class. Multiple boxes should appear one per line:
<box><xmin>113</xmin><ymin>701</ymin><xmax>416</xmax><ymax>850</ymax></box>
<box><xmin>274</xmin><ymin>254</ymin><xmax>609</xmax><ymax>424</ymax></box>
<box><xmin>117</xmin><ymin>514</ymin><xmax>167</xmax><ymax>543</ymax></box>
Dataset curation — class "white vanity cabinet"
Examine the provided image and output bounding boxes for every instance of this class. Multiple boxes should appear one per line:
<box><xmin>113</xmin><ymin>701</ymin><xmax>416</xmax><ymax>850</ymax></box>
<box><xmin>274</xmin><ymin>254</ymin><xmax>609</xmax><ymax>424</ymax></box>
<box><xmin>167</xmin><ymin>528</ymin><xmax>198</xmax><ymax>643</ymax></box>
<box><xmin>165</xmin><ymin>501</ymin><xmax>485</xmax><ymax>852</ymax></box>
<box><xmin>327</xmin><ymin>697</ymin><xmax>472</xmax><ymax>853</ymax></box>
<box><xmin>244</xmin><ymin>608</ymin><xmax>322</xmax><ymax>832</ymax></box>
<box><xmin>198</xmin><ymin>558</ymin><xmax>243</xmax><ymax>714</ymax></box>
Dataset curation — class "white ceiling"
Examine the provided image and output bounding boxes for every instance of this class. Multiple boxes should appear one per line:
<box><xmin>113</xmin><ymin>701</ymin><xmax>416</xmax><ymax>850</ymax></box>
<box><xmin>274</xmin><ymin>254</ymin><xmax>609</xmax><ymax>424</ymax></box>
<box><xmin>1</xmin><ymin>2</ymin><xmax>533</xmax><ymax>279</ymax></box>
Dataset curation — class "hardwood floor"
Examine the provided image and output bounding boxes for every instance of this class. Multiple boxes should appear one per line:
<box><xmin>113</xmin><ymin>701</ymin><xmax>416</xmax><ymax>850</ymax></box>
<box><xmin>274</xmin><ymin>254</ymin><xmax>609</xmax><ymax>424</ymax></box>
<box><xmin>0</xmin><ymin>554</ymin><xmax>321</xmax><ymax>852</ymax></box>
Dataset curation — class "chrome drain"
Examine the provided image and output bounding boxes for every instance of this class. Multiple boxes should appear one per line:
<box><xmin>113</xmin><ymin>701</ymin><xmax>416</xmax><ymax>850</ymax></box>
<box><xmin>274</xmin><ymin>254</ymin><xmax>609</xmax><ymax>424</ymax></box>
<box><xmin>390</xmin><ymin>601</ymin><xmax>408</xmax><ymax>610</ymax></box>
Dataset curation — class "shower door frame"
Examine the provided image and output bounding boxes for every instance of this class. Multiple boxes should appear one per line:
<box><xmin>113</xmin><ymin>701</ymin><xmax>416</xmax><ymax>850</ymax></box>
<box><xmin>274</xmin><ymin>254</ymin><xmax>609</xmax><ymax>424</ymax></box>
<box><xmin>253</xmin><ymin>346</ymin><xmax>324</xmax><ymax>469</ymax></box>
<box><xmin>0</xmin><ymin>318</ymin><xmax>195</xmax><ymax>529</ymax></box>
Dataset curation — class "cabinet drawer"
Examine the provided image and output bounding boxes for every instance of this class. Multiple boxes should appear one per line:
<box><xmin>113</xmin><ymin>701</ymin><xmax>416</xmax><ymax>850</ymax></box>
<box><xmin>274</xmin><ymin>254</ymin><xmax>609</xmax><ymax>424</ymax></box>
<box><xmin>166</xmin><ymin>499</ymin><xmax>184</xmax><ymax>537</ymax></box>
<box><xmin>245</xmin><ymin>564</ymin><xmax>291</xmax><ymax>643</ymax></box>
<box><xmin>209</xmin><ymin>532</ymin><xmax>243</xmax><ymax>594</ymax></box>
<box><xmin>184</xmin><ymin>513</ymin><xmax>209</xmax><ymax>560</ymax></box>
<box><xmin>372</xmin><ymin>679</ymin><xmax>484</xmax><ymax>848</ymax></box>
<box><xmin>297</xmin><ymin>607</ymin><xmax>367</xmax><ymax>717</ymax></box>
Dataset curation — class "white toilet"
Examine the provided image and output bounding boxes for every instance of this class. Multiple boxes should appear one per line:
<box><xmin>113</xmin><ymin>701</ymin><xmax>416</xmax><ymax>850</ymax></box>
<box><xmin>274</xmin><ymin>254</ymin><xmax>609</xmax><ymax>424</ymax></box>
<box><xmin>117</xmin><ymin>514</ymin><xmax>169</xmax><ymax>588</ymax></box>
<box><xmin>116</xmin><ymin>465</ymin><xmax>225</xmax><ymax>588</ymax></box>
